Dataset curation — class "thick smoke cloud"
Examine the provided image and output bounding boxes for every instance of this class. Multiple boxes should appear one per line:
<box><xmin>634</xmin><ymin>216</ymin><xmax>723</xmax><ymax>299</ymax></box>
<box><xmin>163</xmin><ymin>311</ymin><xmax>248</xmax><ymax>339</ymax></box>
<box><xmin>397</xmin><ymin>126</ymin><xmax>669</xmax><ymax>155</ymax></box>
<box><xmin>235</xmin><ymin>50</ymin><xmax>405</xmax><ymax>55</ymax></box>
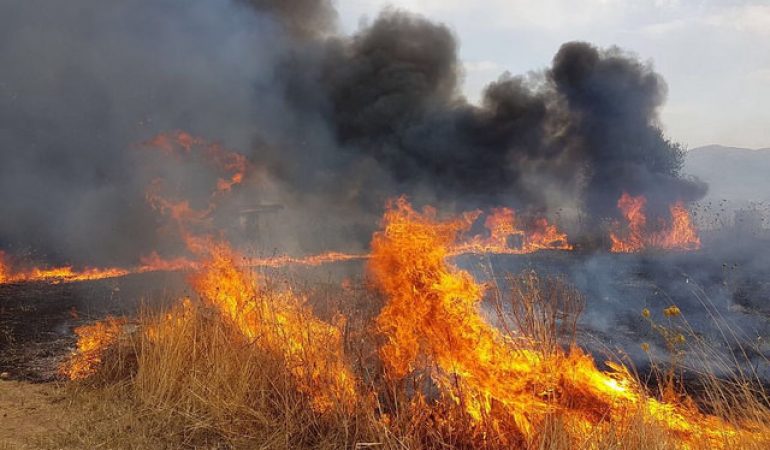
<box><xmin>0</xmin><ymin>0</ymin><xmax>705</xmax><ymax>265</ymax></box>
<box><xmin>550</xmin><ymin>42</ymin><xmax>707</xmax><ymax>218</ymax></box>
<box><xmin>264</xmin><ymin>8</ymin><xmax>705</xmax><ymax>220</ymax></box>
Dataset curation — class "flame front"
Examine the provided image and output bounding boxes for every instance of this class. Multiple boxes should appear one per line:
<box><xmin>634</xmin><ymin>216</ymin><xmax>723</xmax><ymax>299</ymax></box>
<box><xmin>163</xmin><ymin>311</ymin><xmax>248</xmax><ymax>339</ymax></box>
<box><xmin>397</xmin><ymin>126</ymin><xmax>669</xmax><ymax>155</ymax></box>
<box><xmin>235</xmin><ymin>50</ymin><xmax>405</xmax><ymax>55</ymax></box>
<box><xmin>186</xmin><ymin>238</ymin><xmax>357</xmax><ymax>412</ymax></box>
<box><xmin>0</xmin><ymin>250</ymin><xmax>131</xmax><ymax>285</ymax></box>
<box><xmin>611</xmin><ymin>192</ymin><xmax>701</xmax><ymax>252</ymax></box>
<box><xmin>454</xmin><ymin>207</ymin><xmax>572</xmax><ymax>255</ymax></box>
<box><xmin>0</xmin><ymin>249</ymin><xmax>201</xmax><ymax>286</ymax></box>
<box><xmin>141</xmin><ymin>133</ymin><xmax>357</xmax><ymax>412</ymax></box>
<box><xmin>369</xmin><ymin>197</ymin><xmax>733</xmax><ymax>445</ymax></box>
<box><xmin>60</xmin><ymin>316</ymin><xmax>127</xmax><ymax>380</ymax></box>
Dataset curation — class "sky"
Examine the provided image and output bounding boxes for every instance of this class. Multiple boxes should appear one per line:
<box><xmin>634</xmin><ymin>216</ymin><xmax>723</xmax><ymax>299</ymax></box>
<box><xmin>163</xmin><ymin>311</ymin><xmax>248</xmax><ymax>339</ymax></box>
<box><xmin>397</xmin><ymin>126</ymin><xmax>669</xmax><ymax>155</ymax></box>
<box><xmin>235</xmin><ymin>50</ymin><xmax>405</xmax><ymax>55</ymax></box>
<box><xmin>336</xmin><ymin>0</ymin><xmax>770</xmax><ymax>150</ymax></box>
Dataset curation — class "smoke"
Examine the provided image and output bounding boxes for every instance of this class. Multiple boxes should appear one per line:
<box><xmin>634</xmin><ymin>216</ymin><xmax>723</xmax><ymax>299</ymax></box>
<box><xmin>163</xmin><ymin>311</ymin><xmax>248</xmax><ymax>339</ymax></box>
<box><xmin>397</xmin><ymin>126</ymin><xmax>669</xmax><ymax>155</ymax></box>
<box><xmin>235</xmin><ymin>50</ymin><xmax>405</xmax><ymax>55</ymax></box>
<box><xmin>0</xmin><ymin>0</ymin><xmax>705</xmax><ymax>264</ymax></box>
<box><xmin>261</xmin><ymin>8</ymin><xmax>706</xmax><ymax>223</ymax></box>
<box><xmin>0</xmin><ymin>0</ymin><xmax>283</xmax><ymax>264</ymax></box>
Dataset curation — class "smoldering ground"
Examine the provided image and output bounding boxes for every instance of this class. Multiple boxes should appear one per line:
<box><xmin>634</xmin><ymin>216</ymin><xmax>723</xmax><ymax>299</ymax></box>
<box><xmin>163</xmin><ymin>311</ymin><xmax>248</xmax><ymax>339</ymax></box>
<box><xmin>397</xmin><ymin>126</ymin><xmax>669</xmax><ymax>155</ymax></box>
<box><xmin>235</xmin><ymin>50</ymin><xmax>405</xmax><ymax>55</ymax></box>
<box><xmin>0</xmin><ymin>0</ymin><xmax>705</xmax><ymax>265</ymax></box>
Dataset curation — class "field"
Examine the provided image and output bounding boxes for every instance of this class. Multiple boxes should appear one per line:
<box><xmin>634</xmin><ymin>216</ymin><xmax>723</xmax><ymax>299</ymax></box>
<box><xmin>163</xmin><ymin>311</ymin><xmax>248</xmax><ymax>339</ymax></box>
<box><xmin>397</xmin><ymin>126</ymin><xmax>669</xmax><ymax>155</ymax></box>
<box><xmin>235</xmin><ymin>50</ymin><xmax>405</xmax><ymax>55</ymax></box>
<box><xmin>2</xmin><ymin>201</ymin><xmax>769</xmax><ymax>449</ymax></box>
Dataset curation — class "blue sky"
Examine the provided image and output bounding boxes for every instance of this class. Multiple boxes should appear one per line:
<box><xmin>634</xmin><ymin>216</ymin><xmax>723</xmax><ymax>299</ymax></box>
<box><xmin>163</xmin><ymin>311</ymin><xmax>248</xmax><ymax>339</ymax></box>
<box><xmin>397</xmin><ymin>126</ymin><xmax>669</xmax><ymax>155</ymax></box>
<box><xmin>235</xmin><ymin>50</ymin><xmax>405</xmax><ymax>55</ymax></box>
<box><xmin>336</xmin><ymin>0</ymin><xmax>770</xmax><ymax>150</ymax></box>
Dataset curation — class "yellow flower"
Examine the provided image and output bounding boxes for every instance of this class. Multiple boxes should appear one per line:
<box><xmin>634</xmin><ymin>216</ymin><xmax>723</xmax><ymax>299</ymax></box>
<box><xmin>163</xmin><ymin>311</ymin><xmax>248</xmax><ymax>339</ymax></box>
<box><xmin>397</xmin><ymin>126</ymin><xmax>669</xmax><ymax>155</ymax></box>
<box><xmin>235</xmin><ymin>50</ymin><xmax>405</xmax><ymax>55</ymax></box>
<box><xmin>641</xmin><ymin>342</ymin><xmax>650</xmax><ymax>352</ymax></box>
<box><xmin>663</xmin><ymin>306</ymin><xmax>681</xmax><ymax>317</ymax></box>
<box><xmin>642</xmin><ymin>308</ymin><xmax>650</xmax><ymax>318</ymax></box>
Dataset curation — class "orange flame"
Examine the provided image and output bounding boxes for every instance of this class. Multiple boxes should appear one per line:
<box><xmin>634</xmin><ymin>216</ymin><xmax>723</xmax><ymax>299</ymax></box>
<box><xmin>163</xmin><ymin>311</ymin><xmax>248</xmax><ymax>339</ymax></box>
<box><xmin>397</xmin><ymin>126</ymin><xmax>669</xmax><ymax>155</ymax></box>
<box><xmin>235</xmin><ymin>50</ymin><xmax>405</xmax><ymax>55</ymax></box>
<box><xmin>188</xmin><ymin>239</ymin><xmax>356</xmax><ymax>412</ymax></box>
<box><xmin>611</xmin><ymin>193</ymin><xmax>701</xmax><ymax>252</ymax></box>
<box><xmin>0</xmin><ymin>251</ymin><xmax>130</xmax><ymax>285</ymax></box>
<box><xmin>137</xmin><ymin>251</ymin><xmax>198</xmax><ymax>273</ymax></box>
<box><xmin>245</xmin><ymin>251</ymin><xmax>368</xmax><ymax>268</ymax></box>
<box><xmin>142</xmin><ymin>133</ymin><xmax>357</xmax><ymax>411</ymax></box>
<box><xmin>143</xmin><ymin>131</ymin><xmax>249</xmax><ymax>197</ymax></box>
<box><xmin>454</xmin><ymin>207</ymin><xmax>572</xmax><ymax>255</ymax></box>
<box><xmin>369</xmin><ymin>197</ymin><xmax>732</xmax><ymax>444</ymax></box>
<box><xmin>60</xmin><ymin>316</ymin><xmax>127</xmax><ymax>380</ymax></box>
<box><xmin>0</xmin><ymin>250</ymin><xmax>199</xmax><ymax>286</ymax></box>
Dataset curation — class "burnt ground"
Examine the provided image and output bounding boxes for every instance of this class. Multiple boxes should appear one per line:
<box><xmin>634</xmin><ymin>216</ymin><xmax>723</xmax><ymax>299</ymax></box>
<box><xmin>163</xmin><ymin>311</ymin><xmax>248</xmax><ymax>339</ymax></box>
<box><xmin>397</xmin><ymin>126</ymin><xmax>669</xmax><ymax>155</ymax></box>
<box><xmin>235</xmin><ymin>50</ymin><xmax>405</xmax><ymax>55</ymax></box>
<box><xmin>1</xmin><ymin>238</ymin><xmax>770</xmax><ymax>382</ymax></box>
<box><xmin>459</xmin><ymin>239</ymin><xmax>770</xmax><ymax>379</ymax></box>
<box><xmin>0</xmin><ymin>272</ymin><xmax>186</xmax><ymax>381</ymax></box>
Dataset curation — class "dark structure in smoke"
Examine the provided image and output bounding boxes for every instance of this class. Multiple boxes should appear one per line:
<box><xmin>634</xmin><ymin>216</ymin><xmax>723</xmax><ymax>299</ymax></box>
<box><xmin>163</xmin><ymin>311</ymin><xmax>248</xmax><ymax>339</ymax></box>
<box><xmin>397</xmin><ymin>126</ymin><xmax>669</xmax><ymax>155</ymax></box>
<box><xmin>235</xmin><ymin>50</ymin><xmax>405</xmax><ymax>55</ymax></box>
<box><xmin>0</xmin><ymin>0</ymin><xmax>705</xmax><ymax>264</ymax></box>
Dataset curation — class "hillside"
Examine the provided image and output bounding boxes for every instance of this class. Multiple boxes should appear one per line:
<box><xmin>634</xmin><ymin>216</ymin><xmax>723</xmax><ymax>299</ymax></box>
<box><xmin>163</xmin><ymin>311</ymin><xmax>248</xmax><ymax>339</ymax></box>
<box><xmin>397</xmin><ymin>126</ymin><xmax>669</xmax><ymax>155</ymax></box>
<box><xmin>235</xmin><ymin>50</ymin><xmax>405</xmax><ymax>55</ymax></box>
<box><xmin>684</xmin><ymin>145</ymin><xmax>770</xmax><ymax>202</ymax></box>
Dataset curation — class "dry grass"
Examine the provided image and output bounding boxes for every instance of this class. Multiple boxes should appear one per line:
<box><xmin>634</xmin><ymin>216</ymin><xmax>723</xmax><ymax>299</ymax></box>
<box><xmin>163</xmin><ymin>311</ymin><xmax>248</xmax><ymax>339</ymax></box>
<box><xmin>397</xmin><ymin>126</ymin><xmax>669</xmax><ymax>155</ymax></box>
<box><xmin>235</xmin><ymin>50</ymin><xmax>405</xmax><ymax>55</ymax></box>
<box><xmin>46</xmin><ymin>272</ymin><xmax>770</xmax><ymax>450</ymax></box>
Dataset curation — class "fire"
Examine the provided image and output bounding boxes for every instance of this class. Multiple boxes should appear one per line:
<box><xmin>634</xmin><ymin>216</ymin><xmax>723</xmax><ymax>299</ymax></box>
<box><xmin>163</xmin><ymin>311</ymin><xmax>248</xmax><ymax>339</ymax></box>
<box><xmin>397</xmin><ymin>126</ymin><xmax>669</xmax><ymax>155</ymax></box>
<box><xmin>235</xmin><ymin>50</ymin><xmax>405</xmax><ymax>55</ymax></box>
<box><xmin>0</xmin><ymin>250</ymin><xmax>199</xmax><ymax>286</ymax></box>
<box><xmin>46</xmin><ymin>129</ymin><xmax>767</xmax><ymax>446</ymax></box>
<box><xmin>369</xmin><ymin>197</ymin><xmax>733</xmax><ymax>445</ymax></box>
<box><xmin>0</xmin><ymin>251</ymin><xmax>130</xmax><ymax>285</ymax></box>
<box><xmin>137</xmin><ymin>252</ymin><xmax>198</xmax><ymax>273</ymax></box>
<box><xmin>610</xmin><ymin>192</ymin><xmax>701</xmax><ymax>252</ymax></box>
<box><xmin>142</xmin><ymin>134</ymin><xmax>357</xmax><ymax>411</ymax></box>
<box><xmin>143</xmin><ymin>131</ymin><xmax>249</xmax><ymax>197</ymax></box>
<box><xmin>245</xmin><ymin>251</ymin><xmax>367</xmax><ymax>268</ymax></box>
<box><xmin>657</xmin><ymin>201</ymin><xmax>702</xmax><ymax>250</ymax></box>
<box><xmin>60</xmin><ymin>316</ymin><xmax>127</xmax><ymax>380</ymax></box>
<box><xmin>454</xmin><ymin>207</ymin><xmax>572</xmax><ymax>255</ymax></box>
<box><xmin>187</xmin><ymin>239</ymin><xmax>356</xmax><ymax>412</ymax></box>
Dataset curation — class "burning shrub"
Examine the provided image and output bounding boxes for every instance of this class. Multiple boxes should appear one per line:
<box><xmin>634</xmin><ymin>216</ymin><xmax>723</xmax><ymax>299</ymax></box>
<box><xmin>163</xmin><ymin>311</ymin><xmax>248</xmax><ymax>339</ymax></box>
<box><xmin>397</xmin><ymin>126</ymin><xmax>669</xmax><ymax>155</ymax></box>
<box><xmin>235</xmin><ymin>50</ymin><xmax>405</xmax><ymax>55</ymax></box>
<box><xmin>60</xmin><ymin>316</ymin><xmax>130</xmax><ymax>381</ymax></box>
<box><xmin>611</xmin><ymin>192</ymin><xmax>701</xmax><ymax>252</ymax></box>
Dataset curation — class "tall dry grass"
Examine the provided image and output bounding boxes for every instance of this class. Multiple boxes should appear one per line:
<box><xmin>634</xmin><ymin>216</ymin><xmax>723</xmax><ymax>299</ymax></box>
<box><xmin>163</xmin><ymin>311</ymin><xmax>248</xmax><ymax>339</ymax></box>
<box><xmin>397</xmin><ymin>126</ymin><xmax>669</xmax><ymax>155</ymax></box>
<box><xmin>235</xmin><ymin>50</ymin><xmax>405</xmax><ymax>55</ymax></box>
<box><xmin>52</xmin><ymin>272</ymin><xmax>770</xmax><ymax>449</ymax></box>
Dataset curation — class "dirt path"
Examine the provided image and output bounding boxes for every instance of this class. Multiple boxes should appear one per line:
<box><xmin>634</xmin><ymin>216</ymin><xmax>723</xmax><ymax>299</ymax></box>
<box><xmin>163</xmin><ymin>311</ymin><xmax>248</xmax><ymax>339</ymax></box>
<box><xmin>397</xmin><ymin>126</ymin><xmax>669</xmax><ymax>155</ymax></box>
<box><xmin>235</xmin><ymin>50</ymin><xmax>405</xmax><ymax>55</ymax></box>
<box><xmin>0</xmin><ymin>380</ymin><xmax>64</xmax><ymax>449</ymax></box>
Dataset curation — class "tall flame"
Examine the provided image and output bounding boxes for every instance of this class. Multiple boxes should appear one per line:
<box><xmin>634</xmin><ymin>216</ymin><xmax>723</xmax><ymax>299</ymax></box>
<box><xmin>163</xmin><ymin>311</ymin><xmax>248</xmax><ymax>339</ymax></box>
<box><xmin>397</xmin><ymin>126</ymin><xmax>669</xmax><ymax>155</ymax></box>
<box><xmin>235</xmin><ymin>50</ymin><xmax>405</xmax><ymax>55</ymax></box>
<box><xmin>369</xmin><ymin>197</ymin><xmax>732</xmax><ymax>444</ymax></box>
<box><xmin>610</xmin><ymin>192</ymin><xmax>701</xmax><ymax>252</ymax></box>
<box><xmin>188</xmin><ymin>239</ymin><xmax>357</xmax><ymax>412</ymax></box>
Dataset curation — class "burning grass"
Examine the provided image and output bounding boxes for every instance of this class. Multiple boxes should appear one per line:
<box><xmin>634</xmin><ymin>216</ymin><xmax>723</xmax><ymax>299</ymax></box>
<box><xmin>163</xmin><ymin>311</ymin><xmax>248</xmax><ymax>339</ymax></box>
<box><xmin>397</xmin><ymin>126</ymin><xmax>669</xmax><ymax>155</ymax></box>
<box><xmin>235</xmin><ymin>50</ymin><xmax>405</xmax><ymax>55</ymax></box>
<box><xmin>53</xmin><ymin>199</ymin><xmax>770</xmax><ymax>449</ymax></box>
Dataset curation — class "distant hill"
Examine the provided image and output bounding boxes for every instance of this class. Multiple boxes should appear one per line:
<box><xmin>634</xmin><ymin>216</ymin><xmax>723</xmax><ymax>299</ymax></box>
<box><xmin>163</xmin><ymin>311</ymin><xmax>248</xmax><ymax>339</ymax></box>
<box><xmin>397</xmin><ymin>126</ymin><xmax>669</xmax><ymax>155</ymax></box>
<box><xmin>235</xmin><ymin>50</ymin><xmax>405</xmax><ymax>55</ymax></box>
<box><xmin>684</xmin><ymin>145</ymin><xmax>770</xmax><ymax>202</ymax></box>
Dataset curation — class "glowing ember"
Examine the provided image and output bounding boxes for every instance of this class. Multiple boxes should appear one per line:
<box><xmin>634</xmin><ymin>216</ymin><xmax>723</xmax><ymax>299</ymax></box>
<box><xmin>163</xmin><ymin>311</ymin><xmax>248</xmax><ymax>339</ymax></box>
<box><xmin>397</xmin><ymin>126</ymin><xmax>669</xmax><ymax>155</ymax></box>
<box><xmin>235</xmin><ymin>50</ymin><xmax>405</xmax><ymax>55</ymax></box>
<box><xmin>610</xmin><ymin>192</ymin><xmax>701</xmax><ymax>252</ymax></box>
<box><xmin>369</xmin><ymin>197</ymin><xmax>733</xmax><ymax>444</ymax></box>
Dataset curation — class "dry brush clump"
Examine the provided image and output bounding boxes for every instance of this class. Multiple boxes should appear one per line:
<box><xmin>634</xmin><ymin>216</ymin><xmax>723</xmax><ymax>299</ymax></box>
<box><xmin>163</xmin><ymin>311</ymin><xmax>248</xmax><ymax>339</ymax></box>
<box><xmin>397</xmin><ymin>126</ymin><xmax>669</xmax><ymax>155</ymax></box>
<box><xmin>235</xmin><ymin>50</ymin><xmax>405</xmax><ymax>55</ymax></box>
<box><xmin>59</xmin><ymin>274</ymin><xmax>770</xmax><ymax>450</ymax></box>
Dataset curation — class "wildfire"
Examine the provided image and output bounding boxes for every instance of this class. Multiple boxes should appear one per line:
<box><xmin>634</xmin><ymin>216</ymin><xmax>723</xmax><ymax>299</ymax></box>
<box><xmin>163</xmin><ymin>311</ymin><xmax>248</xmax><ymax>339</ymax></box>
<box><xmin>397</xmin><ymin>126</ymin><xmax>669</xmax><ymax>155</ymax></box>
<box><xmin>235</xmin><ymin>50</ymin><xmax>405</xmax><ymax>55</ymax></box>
<box><xmin>187</xmin><ymin>238</ymin><xmax>357</xmax><ymax>412</ymax></box>
<box><xmin>610</xmin><ymin>192</ymin><xmax>701</xmax><ymax>252</ymax></box>
<box><xmin>144</xmin><ymin>131</ymin><xmax>249</xmax><ymax>198</ymax></box>
<box><xmin>369</xmin><ymin>197</ymin><xmax>732</xmax><ymax>445</ymax></box>
<box><xmin>59</xmin><ymin>316</ymin><xmax>127</xmax><ymax>380</ymax></box>
<box><xmin>245</xmin><ymin>251</ymin><xmax>368</xmax><ymax>268</ymax></box>
<box><xmin>57</xmin><ymin>182</ymin><xmax>760</xmax><ymax>446</ymax></box>
<box><xmin>0</xmin><ymin>251</ymin><xmax>130</xmax><ymax>285</ymax></box>
<box><xmin>0</xmin><ymin>250</ymin><xmax>199</xmax><ymax>286</ymax></box>
<box><xmin>454</xmin><ymin>207</ymin><xmax>572</xmax><ymax>255</ymax></box>
<box><xmin>138</xmin><ymin>135</ymin><xmax>358</xmax><ymax>411</ymax></box>
<box><xmin>137</xmin><ymin>252</ymin><xmax>198</xmax><ymax>273</ymax></box>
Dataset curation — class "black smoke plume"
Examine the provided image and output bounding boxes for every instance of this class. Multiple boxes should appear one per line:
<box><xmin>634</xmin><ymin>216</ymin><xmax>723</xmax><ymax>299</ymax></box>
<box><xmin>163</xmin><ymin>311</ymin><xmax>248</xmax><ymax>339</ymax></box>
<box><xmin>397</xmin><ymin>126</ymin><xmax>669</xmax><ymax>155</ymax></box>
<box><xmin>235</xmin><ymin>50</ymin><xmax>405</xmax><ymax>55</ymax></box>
<box><xmin>0</xmin><ymin>0</ymin><xmax>705</xmax><ymax>264</ymax></box>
